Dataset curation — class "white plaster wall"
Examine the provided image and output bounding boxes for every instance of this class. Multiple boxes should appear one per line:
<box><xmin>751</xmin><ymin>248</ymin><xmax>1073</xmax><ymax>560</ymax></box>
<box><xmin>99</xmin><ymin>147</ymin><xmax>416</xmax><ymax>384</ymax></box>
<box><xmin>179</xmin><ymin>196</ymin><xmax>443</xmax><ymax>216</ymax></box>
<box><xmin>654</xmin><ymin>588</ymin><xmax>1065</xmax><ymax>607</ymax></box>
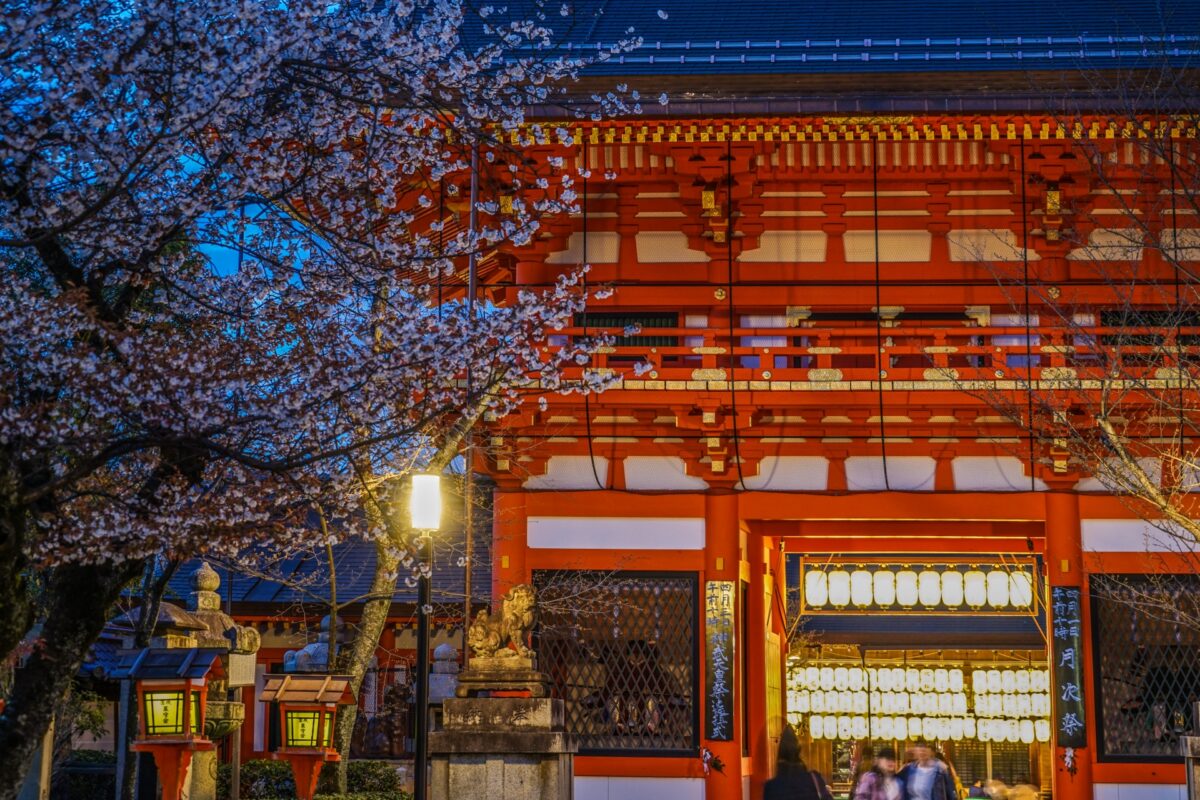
<box><xmin>845</xmin><ymin>456</ymin><xmax>936</xmax><ymax>491</ymax></box>
<box><xmin>576</xmin><ymin>777</ymin><xmax>705</xmax><ymax>800</ymax></box>
<box><xmin>951</xmin><ymin>456</ymin><xmax>1047</xmax><ymax>491</ymax></box>
<box><xmin>948</xmin><ymin>229</ymin><xmax>1039</xmax><ymax>262</ymax></box>
<box><xmin>523</xmin><ymin>456</ymin><xmax>609</xmax><ymax>490</ymax></box>
<box><xmin>527</xmin><ymin>516</ymin><xmax>705</xmax><ymax>550</ymax></box>
<box><xmin>1094</xmin><ymin>784</ymin><xmax>1185</xmax><ymax>800</ymax></box>
<box><xmin>623</xmin><ymin>456</ymin><xmax>710</xmax><ymax>490</ymax></box>
<box><xmin>742</xmin><ymin>456</ymin><xmax>830</xmax><ymax>491</ymax></box>
<box><xmin>546</xmin><ymin>231</ymin><xmax>620</xmax><ymax>264</ymax></box>
<box><xmin>1081</xmin><ymin>519</ymin><xmax>1199</xmax><ymax>553</ymax></box>
<box><xmin>844</xmin><ymin>230</ymin><xmax>931</xmax><ymax>262</ymax></box>
<box><xmin>739</xmin><ymin>230</ymin><xmax>826</xmax><ymax>262</ymax></box>
<box><xmin>636</xmin><ymin>231</ymin><xmax>709</xmax><ymax>262</ymax></box>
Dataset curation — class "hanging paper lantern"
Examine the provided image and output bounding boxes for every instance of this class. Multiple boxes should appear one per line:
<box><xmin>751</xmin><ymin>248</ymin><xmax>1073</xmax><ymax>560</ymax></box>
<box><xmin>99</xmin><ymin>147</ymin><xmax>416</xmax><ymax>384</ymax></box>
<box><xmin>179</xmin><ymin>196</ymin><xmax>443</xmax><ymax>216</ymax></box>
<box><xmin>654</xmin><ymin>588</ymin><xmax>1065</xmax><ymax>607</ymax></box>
<box><xmin>809</xmin><ymin>715</ymin><xmax>824</xmax><ymax>740</ymax></box>
<box><xmin>896</xmin><ymin>570</ymin><xmax>920</xmax><ymax>608</ymax></box>
<box><xmin>949</xmin><ymin>669</ymin><xmax>964</xmax><ymax>692</ymax></box>
<box><xmin>806</xmin><ymin>667</ymin><xmax>820</xmax><ymax>687</ymax></box>
<box><xmin>941</xmin><ymin>570</ymin><xmax>965</xmax><ymax>608</ymax></box>
<box><xmin>828</xmin><ymin>569</ymin><xmax>852</xmax><ymax>609</ymax></box>
<box><xmin>853</xmin><ymin>692</ymin><xmax>868</xmax><ymax>714</ymax></box>
<box><xmin>874</xmin><ymin>570</ymin><xmax>897</xmax><ymax>607</ymax></box>
<box><xmin>949</xmin><ymin>717</ymin><xmax>964</xmax><ymax>740</ymax></box>
<box><xmin>908</xmin><ymin>717</ymin><xmax>922</xmax><ymax>738</ymax></box>
<box><xmin>851</xmin><ymin>570</ymin><xmax>874</xmax><ymax>608</ymax></box>
<box><xmin>987</xmin><ymin>571</ymin><xmax>1011</xmax><ymax>608</ymax></box>
<box><xmin>849</xmin><ymin>668</ymin><xmax>865</xmax><ymax>691</ymax></box>
<box><xmin>834</xmin><ymin>667</ymin><xmax>849</xmax><ymax>691</ymax></box>
<box><xmin>919</xmin><ymin>570</ymin><xmax>942</xmax><ymax>608</ymax></box>
<box><xmin>878</xmin><ymin>669</ymin><xmax>894</xmax><ymax>692</ymax></box>
<box><xmin>965</xmin><ymin>717</ymin><xmax>976</xmax><ymax>738</ymax></box>
<box><xmin>920</xmin><ymin>669</ymin><xmax>935</xmax><ymax>691</ymax></box>
<box><xmin>795</xmin><ymin>691</ymin><xmax>810</xmax><ymax>713</ymax></box>
<box><xmin>1017</xmin><ymin>694</ymin><xmax>1032</xmax><ymax>717</ymax></box>
<box><xmin>1001</xmin><ymin>670</ymin><xmax>1017</xmax><ymax>693</ymax></box>
<box><xmin>986</xmin><ymin>670</ymin><xmax>1002</xmax><ymax>693</ymax></box>
<box><xmin>952</xmin><ymin>694</ymin><xmax>968</xmax><ymax>715</ymax></box>
<box><xmin>878</xmin><ymin>716</ymin><xmax>895</xmax><ymax>740</ymax></box>
<box><xmin>1010</xmin><ymin>571</ymin><xmax>1034</xmax><ymax>608</ymax></box>
<box><xmin>1035</xmin><ymin>719</ymin><xmax>1051</xmax><ymax>742</ymax></box>
<box><xmin>852</xmin><ymin>716</ymin><xmax>869</xmax><ymax>738</ymax></box>
<box><xmin>906</xmin><ymin>668</ymin><xmax>920</xmax><ymax>693</ymax></box>
<box><xmin>972</xmin><ymin>670</ymin><xmax>987</xmax><ymax>694</ymax></box>
<box><xmin>820</xmin><ymin>667</ymin><xmax>835</xmax><ymax>690</ymax></box>
<box><xmin>964</xmin><ymin>569</ymin><xmax>988</xmax><ymax>609</ymax></box>
<box><xmin>805</xmin><ymin>570</ymin><xmax>829</xmax><ymax>608</ymax></box>
<box><xmin>934</xmin><ymin>669</ymin><xmax>950</xmax><ymax>692</ymax></box>
<box><xmin>1031</xmin><ymin>669</ymin><xmax>1049</xmax><ymax>693</ymax></box>
<box><xmin>894</xmin><ymin>717</ymin><xmax>909</xmax><ymax>740</ymax></box>
<box><xmin>837</xmin><ymin>716</ymin><xmax>853</xmax><ymax>740</ymax></box>
<box><xmin>1016</xmin><ymin>669</ymin><xmax>1031</xmax><ymax>693</ymax></box>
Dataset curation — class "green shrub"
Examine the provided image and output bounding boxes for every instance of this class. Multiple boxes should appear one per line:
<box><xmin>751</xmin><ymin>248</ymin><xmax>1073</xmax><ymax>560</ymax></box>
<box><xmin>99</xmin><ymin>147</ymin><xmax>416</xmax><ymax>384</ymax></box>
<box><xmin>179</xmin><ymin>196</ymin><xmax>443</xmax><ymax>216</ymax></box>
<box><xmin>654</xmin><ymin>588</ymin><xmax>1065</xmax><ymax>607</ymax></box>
<box><xmin>218</xmin><ymin>759</ymin><xmax>408</xmax><ymax>800</ymax></box>
<box><xmin>346</xmin><ymin>761</ymin><xmax>404</xmax><ymax>794</ymax></box>
<box><xmin>217</xmin><ymin>759</ymin><xmax>294</xmax><ymax>800</ymax></box>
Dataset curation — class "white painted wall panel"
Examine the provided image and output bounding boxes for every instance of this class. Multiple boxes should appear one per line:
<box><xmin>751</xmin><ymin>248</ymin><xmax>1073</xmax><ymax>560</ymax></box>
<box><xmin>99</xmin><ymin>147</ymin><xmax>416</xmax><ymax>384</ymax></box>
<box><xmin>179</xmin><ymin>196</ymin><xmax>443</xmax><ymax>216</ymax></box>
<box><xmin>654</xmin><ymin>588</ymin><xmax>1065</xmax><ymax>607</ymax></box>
<box><xmin>1093</xmin><ymin>784</ymin><xmax>1184</xmax><ymax>800</ymax></box>
<box><xmin>952</xmin><ymin>456</ymin><xmax>1047</xmax><ymax>491</ymax></box>
<box><xmin>528</xmin><ymin>516</ymin><xmax>705</xmax><ymax>550</ymax></box>
<box><xmin>575</xmin><ymin>777</ymin><xmax>705</xmax><ymax>800</ymax></box>
<box><xmin>624</xmin><ymin>456</ymin><xmax>710</xmax><ymax>490</ymax></box>
<box><xmin>742</xmin><ymin>456</ymin><xmax>829</xmax><ymax>491</ymax></box>
<box><xmin>845</xmin><ymin>456</ymin><xmax>936</xmax><ymax>491</ymax></box>
<box><xmin>523</xmin><ymin>456</ymin><xmax>609</xmax><ymax>490</ymax></box>
<box><xmin>1081</xmin><ymin>519</ymin><xmax>1198</xmax><ymax>552</ymax></box>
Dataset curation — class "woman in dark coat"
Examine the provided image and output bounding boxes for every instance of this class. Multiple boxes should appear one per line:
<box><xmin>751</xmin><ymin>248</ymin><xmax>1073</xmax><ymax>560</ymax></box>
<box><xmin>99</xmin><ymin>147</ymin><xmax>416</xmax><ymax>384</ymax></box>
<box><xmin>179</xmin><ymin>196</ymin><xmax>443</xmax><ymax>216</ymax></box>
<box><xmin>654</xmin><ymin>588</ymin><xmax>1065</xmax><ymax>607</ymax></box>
<box><xmin>763</xmin><ymin>726</ymin><xmax>833</xmax><ymax>800</ymax></box>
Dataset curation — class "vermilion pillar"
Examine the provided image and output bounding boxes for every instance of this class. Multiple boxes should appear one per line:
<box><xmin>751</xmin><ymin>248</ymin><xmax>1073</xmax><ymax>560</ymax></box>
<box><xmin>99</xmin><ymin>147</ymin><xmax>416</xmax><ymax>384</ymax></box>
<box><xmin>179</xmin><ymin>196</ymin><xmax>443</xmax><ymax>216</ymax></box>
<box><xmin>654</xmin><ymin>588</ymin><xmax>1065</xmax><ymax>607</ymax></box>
<box><xmin>492</xmin><ymin>489</ymin><xmax>528</xmax><ymax>598</ymax></box>
<box><xmin>704</xmin><ymin>492</ymin><xmax>743</xmax><ymax>800</ymax></box>
<box><xmin>1044</xmin><ymin>491</ymin><xmax>1093</xmax><ymax>800</ymax></box>
<box><xmin>747</xmin><ymin>530</ymin><xmax>770</xmax><ymax>799</ymax></box>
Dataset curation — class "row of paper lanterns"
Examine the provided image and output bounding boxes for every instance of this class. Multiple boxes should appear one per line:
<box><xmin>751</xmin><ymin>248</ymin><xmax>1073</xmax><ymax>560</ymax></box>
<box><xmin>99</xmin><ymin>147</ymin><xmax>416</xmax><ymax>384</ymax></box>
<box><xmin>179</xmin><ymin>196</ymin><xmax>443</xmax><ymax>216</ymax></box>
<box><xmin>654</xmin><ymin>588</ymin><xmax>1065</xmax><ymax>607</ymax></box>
<box><xmin>786</xmin><ymin>666</ymin><xmax>1050</xmax><ymax>695</ymax></box>
<box><xmin>804</xmin><ymin>567</ymin><xmax>1035</xmax><ymax>610</ymax></box>
<box><xmin>786</xmin><ymin>689</ymin><xmax>1052</xmax><ymax>719</ymax></box>
<box><xmin>792</xmin><ymin>714</ymin><xmax>1051</xmax><ymax>744</ymax></box>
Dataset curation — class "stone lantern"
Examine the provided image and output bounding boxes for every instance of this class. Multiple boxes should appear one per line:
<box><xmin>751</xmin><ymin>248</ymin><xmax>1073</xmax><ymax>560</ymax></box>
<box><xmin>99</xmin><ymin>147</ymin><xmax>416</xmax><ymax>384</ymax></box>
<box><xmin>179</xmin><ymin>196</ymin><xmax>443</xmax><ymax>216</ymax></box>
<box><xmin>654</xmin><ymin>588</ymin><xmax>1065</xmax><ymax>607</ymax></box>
<box><xmin>183</xmin><ymin>562</ymin><xmax>262</xmax><ymax>800</ymax></box>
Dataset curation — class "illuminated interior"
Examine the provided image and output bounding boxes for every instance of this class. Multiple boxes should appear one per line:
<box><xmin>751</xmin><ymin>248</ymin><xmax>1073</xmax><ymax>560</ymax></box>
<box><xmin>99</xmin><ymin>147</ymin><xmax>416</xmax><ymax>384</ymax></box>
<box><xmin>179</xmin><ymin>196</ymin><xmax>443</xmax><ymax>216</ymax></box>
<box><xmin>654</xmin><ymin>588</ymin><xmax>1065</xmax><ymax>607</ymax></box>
<box><xmin>141</xmin><ymin>689</ymin><xmax>202</xmax><ymax>737</ymax></box>
<box><xmin>284</xmin><ymin>709</ymin><xmax>335</xmax><ymax>749</ymax></box>
<box><xmin>787</xmin><ymin>648</ymin><xmax>1052</xmax><ymax>787</ymax></box>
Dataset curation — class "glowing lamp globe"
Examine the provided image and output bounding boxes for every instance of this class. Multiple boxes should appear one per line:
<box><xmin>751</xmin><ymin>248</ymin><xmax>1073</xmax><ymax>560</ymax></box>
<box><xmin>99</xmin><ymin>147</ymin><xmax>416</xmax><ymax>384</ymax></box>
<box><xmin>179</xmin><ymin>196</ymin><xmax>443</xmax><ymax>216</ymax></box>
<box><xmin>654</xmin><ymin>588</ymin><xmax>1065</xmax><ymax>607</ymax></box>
<box><xmin>410</xmin><ymin>473</ymin><xmax>442</xmax><ymax>530</ymax></box>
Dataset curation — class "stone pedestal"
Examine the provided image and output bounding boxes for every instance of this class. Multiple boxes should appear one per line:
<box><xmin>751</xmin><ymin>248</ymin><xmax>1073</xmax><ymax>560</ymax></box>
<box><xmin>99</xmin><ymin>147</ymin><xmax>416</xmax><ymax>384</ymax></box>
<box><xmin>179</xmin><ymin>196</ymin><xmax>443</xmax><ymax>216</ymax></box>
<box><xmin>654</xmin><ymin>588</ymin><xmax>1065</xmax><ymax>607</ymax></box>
<box><xmin>429</xmin><ymin>696</ymin><xmax>575</xmax><ymax>800</ymax></box>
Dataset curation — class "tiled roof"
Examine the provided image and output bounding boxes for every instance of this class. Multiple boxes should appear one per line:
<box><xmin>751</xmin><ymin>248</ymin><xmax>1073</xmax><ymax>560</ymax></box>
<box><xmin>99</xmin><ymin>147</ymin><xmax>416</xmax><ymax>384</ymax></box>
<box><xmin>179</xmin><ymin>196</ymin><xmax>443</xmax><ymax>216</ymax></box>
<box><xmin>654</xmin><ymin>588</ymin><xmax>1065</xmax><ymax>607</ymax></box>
<box><xmin>166</xmin><ymin>527</ymin><xmax>491</xmax><ymax>612</ymax></box>
<box><xmin>528</xmin><ymin>0</ymin><xmax>1200</xmax><ymax>76</ymax></box>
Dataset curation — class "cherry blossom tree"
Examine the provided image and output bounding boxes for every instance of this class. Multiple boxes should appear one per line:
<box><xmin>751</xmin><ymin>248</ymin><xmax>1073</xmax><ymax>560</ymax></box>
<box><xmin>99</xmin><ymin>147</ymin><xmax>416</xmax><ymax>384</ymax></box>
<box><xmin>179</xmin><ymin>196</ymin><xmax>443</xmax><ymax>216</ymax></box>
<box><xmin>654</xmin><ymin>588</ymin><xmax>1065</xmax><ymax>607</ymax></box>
<box><xmin>0</xmin><ymin>0</ymin><xmax>639</xmax><ymax>792</ymax></box>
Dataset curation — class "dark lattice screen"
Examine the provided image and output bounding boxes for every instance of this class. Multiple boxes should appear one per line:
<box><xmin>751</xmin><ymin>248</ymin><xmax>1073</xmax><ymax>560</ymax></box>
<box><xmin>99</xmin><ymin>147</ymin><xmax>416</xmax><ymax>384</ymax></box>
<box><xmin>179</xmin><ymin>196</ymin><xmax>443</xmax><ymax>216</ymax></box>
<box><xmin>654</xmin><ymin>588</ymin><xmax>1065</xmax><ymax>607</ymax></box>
<box><xmin>533</xmin><ymin>571</ymin><xmax>698</xmax><ymax>754</ymax></box>
<box><xmin>1093</xmin><ymin>574</ymin><xmax>1200</xmax><ymax>759</ymax></box>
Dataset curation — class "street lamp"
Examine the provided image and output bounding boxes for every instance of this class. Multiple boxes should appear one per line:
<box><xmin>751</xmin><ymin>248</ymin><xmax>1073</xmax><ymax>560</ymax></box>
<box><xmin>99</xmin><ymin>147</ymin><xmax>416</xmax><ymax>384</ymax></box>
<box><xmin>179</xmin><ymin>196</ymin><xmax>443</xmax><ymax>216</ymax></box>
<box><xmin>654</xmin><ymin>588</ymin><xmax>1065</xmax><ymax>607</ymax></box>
<box><xmin>410</xmin><ymin>472</ymin><xmax>441</xmax><ymax>800</ymax></box>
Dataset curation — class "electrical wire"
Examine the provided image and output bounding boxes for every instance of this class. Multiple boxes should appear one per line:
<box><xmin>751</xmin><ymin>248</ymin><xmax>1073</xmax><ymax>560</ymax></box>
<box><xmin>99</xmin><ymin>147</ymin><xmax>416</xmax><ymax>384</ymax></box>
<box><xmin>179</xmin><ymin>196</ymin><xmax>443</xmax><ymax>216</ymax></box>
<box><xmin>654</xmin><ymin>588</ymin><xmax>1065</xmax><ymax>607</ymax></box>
<box><xmin>579</xmin><ymin>149</ymin><xmax>610</xmax><ymax>491</ymax></box>
<box><xmin>1019</xmin><ymin>138</ymin><xmax>1038</xmax><ymax>491</ymax></box>
<box><xmin>872</xmin><ymin>134</ymin><xmax>891</xmax><ymax>490</ymax></box>
<box><xmin>727</xmin><ymin>136</ymin><xmax>748</xmax><ymax>490</ymax></box>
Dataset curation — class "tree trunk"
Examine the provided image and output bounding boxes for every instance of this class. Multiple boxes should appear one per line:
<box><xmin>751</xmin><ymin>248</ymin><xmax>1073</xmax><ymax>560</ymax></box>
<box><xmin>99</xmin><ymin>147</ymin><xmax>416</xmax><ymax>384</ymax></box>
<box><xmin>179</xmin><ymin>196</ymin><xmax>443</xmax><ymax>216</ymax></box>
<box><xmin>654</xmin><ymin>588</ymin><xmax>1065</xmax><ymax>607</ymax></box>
<box><xmin>0</xmin><ymin>471</ymin><xmax>33</xmax><ymax>663</ymax></box>
<box><xmin>327</xmin><ymin>521</ymin><xmax>402</xmax><ymax>794</ymax></box>
<box><xmin>0</xmin><ymin>560</ymin><xmax>141</xmax><ymax>800</ymax></box>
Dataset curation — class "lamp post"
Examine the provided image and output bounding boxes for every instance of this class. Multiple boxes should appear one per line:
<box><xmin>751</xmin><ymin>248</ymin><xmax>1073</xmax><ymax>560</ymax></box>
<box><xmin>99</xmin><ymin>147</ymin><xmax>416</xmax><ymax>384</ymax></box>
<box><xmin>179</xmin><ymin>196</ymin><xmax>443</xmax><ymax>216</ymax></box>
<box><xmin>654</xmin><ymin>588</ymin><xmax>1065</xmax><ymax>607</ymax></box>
<box><xmin>410</xmin><ymin>473</ymin><xmax>442</xmax><ymax>800</ymax></box>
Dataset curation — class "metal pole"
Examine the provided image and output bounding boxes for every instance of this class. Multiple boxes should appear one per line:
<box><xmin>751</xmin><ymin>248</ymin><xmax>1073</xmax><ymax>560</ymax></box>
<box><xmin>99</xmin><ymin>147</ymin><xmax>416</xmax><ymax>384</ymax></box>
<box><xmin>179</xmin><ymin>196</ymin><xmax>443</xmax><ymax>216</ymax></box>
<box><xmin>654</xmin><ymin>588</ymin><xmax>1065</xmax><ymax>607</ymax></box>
<box><xmin>227</xmin><ymin>566</ymin><xmax>240</xmax><ymax>800</ymax></box>
<box><xmin>414</xmin><ymin>533</ymin><xmax>433</xmax><ymax>800</ymax></box>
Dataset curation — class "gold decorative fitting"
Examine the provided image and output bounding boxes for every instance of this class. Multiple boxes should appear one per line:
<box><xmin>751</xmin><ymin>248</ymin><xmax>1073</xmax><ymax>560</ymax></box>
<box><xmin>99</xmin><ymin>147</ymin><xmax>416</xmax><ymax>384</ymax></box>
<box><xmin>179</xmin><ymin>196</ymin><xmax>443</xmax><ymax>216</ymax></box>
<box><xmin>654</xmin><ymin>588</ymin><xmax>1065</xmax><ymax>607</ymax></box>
<box><xmin>1046</xmin><ymin>286</ymin><xmax>1062</xmax><ymax>300</ymax></box>
<box><xmin>1045</xmin><ymin>188</ymin><xmax>1062</xmax><ymax>215</ymax></box>
<box><xmin>500</xmin><ymin>195</ymin><xmax>514</xmax><ymax>214</ymax></box>
<box><xmin>762</xmin><ymin>370</ymin><xmax>772</xmax><ymax>380</ymax></box>
<box><xmin>701</xmin><ymin>190</ymin><xmax>717</xmax><ymax>210</ymax></box>
<box><xmin>714</xmin><ymin>288</ymin><xmax>728</xmax><ymax>300</ymax></box>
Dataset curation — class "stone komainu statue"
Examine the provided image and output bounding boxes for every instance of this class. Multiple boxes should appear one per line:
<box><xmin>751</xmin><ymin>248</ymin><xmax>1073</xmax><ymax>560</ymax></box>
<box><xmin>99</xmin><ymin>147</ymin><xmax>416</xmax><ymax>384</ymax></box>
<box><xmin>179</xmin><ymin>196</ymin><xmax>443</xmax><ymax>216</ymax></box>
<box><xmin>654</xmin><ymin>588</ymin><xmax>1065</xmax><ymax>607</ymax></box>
<box><xmin>468</xmin><ymin>583</ymin><xmax>535</xmax><ymax>659</ymax></box>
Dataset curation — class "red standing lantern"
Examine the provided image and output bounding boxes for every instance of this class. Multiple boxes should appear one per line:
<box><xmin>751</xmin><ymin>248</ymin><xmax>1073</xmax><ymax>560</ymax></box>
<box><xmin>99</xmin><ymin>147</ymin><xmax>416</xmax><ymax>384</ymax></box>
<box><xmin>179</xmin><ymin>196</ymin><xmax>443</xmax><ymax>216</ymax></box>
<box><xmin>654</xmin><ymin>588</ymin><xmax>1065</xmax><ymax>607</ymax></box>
<box><xmin>115</xmin><ymin>648</ymin><xmax>224</xmax><ymax>800</ymax></box>
<box><xmin>260</xmin><ymin>674</ymin><xmax>355</xmax><ymax>800</ymax></box>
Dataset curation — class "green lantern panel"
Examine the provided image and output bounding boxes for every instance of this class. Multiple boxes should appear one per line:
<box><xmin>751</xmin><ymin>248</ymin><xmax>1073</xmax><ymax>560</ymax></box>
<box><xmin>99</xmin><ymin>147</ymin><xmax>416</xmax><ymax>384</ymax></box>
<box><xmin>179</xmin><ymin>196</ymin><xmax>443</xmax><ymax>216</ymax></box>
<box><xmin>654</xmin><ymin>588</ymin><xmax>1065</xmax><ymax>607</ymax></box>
<box><xmin>284</xmin><ymin>709</ymin><xmax>334</xmax><ymax>748</ymax></box>
<box><xmin>143</xmin><ymin>690</ymin><xmax>201</xmax><ymax>736</ymax></box>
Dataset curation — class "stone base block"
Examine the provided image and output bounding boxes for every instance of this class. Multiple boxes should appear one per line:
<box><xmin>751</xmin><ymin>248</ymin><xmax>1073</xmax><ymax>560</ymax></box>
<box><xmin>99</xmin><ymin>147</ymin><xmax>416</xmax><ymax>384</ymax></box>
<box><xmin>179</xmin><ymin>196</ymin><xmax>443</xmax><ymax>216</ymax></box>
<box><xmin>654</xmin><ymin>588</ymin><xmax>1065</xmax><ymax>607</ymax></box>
<box><xmin>430</xmin><ymin>696</ymin><xmax>575</xmax><ymax>800</ymax></box>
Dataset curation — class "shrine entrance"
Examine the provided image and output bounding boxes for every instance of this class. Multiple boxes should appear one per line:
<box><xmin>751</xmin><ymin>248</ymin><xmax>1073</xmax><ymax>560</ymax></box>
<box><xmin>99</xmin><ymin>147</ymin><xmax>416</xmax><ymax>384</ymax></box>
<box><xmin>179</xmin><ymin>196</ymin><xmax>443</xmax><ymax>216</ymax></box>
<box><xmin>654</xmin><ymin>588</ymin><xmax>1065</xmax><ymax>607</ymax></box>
<box><xmin>786</xmin><ymin>648</ymin><xmax>1053</xmax><ymax>792</ymax></box>
<box><xmin>786</xmin><ymin>557</ymin><xmax>1055</xmax><ymax>795</ymax></box>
